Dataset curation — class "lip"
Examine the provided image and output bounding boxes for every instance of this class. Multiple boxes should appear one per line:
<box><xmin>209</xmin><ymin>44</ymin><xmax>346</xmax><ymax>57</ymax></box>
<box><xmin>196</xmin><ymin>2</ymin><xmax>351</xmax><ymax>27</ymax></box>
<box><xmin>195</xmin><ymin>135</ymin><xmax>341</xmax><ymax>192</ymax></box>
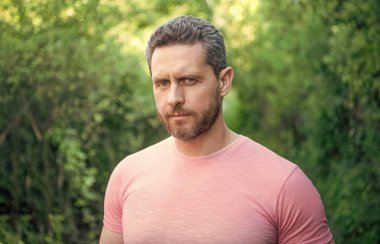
<box><xmin>169</xmin><ymin>114</ymin><xmax>190</xmax><ymax>119</ymax></box>
<box><xmin>171</xmin><ymin>113</ymin><xmax>187</xmax><ymax>117</ymax></box>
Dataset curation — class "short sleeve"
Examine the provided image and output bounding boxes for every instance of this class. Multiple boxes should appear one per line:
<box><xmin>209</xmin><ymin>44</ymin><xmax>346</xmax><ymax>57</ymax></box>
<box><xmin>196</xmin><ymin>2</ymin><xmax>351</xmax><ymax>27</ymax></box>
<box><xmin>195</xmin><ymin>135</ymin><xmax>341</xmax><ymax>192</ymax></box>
<box><xmin>103</xmin><ymin>164</ymin><xmax>123</xmax><ymax>233</ymax></box>
<box><xmin>277</xmin><ymin>168</ymin><xmax>333</xmax><ymax>243</ymax></box>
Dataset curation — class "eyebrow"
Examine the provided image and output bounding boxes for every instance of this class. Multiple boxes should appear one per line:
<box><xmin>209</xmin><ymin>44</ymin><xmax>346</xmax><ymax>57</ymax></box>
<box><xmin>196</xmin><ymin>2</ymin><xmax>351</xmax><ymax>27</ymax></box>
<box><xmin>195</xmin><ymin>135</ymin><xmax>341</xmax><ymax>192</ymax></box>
<box><xmin>178</xmin><ymin>74</ymin><xmax>203</xmax><ymax>80</ymax></box>
<box><xmin>153</xmin><ymin>73</ymin><xmax>203</xmax><ymax>82</ymax></box>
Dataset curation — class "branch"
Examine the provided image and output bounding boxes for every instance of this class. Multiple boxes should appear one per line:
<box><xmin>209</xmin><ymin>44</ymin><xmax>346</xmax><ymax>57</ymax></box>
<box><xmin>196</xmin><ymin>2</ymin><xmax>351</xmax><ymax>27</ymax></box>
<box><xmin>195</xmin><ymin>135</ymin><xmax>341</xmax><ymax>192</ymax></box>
<box><xmin>0</xmin><ymin>102</ymin><xmax>30</xmax><ymax>145</ymax></box>
<box><xmin>27</xmin><ymin>110</ymin><xmax>43</xmax><ymax>141</ymax></box>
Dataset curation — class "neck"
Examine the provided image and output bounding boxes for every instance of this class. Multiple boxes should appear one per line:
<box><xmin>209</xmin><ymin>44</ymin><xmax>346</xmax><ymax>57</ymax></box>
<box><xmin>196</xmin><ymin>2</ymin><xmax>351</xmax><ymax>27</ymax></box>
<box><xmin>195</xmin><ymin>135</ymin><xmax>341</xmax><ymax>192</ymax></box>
<box><xmin>174</xmin><ymin>115</ymin><xmax>238</xmax><ymax>156</ymax></box>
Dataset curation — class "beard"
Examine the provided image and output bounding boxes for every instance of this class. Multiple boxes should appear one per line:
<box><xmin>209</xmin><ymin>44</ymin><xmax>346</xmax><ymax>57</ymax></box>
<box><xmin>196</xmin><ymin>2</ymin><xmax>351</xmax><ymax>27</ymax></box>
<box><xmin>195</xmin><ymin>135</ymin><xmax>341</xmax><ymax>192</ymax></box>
<box><xmin>157</xmin><ymin>88</ymin><xmax>222</xmax><ymax>141</ymax></box>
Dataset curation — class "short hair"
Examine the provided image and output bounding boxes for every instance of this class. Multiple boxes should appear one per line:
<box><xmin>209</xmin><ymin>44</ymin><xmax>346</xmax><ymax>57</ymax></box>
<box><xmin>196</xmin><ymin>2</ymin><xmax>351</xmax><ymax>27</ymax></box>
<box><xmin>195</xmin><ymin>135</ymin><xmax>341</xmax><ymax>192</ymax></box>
<box><xmin>146</xmin><ymin>16</ymin><xmax>227</xmax><ymax>77</ymax></box>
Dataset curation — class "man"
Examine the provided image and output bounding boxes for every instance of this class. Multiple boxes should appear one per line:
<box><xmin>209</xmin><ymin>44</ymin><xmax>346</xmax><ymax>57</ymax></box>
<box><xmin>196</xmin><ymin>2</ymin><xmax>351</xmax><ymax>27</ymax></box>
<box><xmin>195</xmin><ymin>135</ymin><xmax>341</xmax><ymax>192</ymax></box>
<box><xmin>100</xmin><ymin>16</ymin><xmax>334</xmax><ymax>243</ymax></box>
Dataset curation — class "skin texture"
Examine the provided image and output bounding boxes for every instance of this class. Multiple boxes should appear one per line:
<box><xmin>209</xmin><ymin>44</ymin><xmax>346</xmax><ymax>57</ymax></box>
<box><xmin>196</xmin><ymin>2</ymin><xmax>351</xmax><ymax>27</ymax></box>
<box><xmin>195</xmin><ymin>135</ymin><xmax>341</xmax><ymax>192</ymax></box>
<box><xmin>99</xmin><ymin>226</ymin><xmax>123</xmax><ymax>244</ymax></box>
<box><xmin>99</xmin><ymin>42</ymin><xmax>236</xmax><ymax>243</ymax></box>
<box><xmin>151</xmin><ymin>43</ymin><xmax>237</xmax><ymax>156</ymax></box>
<box><xmin>155</xmin><ymin>76</ymin><xmax>221</xmax><ymax>141</ymax></box>
<box><xmin>153</xmin><ymin>43</ymin><xmax>222</xmax><ymax>141</ymax></box>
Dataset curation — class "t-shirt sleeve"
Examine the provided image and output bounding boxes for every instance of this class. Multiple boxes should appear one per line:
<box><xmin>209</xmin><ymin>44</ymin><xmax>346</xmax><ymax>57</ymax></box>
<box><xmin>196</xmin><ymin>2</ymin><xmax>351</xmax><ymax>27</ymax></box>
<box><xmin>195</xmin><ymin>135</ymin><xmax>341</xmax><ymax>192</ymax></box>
<box><xmin>277</xmin><ymin>167</ymin><xmax>333</xmax><ymax>244</ymax></box>
<box><xmin>103</xmin><ymin>164</ymin><xmax>123</xmax><ymax>233</ymax></box>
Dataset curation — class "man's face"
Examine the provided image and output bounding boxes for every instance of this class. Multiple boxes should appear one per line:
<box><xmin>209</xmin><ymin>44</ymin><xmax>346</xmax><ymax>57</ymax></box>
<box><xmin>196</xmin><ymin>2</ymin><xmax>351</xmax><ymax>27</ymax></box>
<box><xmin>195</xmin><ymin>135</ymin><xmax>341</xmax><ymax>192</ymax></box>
<box><xmin>151</xmin><ymin>43</ymin><xmax>222</xmax><ymax>141</ymax></box>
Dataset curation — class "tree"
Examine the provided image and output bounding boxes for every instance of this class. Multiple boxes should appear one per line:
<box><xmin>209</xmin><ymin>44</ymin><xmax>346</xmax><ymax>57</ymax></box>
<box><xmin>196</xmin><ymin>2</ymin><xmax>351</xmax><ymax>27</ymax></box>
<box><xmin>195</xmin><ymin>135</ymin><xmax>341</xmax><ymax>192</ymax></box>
<box><xmin>0</xmin><ymin>0</ymin><xmax>159</xmax><ymax>242</ymax></box>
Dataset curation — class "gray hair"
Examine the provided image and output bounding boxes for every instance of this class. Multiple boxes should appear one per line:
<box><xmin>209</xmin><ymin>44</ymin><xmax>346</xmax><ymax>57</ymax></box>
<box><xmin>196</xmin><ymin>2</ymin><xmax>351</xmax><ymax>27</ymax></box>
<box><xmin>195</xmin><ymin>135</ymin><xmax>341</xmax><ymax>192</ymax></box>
<box><xmin>146</xmin><ymin>16</ymin><xmax>227</xmax><ymax>77</ymax></box>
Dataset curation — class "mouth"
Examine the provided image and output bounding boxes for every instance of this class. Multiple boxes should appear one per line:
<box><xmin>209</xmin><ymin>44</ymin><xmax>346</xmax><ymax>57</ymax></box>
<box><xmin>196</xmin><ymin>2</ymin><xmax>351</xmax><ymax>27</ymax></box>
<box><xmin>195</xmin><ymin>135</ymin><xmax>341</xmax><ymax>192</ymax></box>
<box><xmin>169</xmin><ymin>113</ymin><xmax>190</xmax><ymax>118</ymax></box>
<box><xmin>165</xmin><ymin>107</ymin><xmax>194</xmax><ymax>120</ymax></box>
<box><xmin>166</xmin><ymin>112</ymin><xmax>192</xmax><ymax>121</ymax></box>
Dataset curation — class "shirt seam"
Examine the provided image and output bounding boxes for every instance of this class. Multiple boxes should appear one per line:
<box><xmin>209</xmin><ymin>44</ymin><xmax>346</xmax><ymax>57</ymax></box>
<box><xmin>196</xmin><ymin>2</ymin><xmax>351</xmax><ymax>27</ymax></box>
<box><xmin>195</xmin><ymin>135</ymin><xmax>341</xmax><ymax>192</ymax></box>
<box><xmin>275</xmin><ymin>166</ymin><xmax>299</xmax><ymax>241</ymax></box>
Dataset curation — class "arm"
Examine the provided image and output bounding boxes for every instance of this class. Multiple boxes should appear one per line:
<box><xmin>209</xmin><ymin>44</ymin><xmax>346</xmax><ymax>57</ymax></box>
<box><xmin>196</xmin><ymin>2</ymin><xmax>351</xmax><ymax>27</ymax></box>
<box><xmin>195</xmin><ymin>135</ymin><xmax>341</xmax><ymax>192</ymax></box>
<box><xmin>277</xmin><ymin>168</ymin><xmax>334</xmax><ymax>243</ymax></box>
<box><xmin>101</xmin><ymin>163</ymin><xmax>124</xmax><ymax>243</ymax></box>
<box><xmin>99</xmin><ymin>226</ymin><xmax>123</xmax><ymax>244</ymax></box>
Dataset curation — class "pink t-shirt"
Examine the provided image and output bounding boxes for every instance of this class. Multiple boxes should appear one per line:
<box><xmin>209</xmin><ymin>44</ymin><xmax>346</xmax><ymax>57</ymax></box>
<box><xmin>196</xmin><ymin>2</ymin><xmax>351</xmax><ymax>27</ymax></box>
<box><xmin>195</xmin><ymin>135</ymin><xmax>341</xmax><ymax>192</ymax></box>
<box><xmin>103</xmin><ymin>136</ymin><xmax>333</xmax><ymax>243</ymax></box>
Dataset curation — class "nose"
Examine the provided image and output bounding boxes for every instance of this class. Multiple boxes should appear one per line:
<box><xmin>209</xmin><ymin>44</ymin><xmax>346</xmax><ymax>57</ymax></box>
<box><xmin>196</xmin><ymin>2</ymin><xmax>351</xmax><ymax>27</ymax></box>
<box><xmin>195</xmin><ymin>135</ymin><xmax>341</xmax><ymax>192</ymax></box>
<box><xmin>167</xmin><ymin>83</ymin><xmax>184</xmax><ymax>107</ymax></box>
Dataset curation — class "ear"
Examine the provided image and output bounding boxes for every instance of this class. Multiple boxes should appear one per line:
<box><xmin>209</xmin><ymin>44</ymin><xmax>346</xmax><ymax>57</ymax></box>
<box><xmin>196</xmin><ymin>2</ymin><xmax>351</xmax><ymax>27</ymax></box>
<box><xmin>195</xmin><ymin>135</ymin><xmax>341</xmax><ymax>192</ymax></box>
<box><xmin>218</xmin><ymin>67</ymin><xmax>234</xmax><ymax>97</ymax></box>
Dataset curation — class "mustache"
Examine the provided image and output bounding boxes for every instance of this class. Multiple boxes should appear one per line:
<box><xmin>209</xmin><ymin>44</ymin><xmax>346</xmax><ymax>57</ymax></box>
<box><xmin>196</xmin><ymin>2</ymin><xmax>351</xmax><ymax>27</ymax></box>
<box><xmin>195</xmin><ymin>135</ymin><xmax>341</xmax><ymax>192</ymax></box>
<box><xmin>165</xmin><ymin>105</ymin><xmax>196</xmax><ymax>117</ymax></box>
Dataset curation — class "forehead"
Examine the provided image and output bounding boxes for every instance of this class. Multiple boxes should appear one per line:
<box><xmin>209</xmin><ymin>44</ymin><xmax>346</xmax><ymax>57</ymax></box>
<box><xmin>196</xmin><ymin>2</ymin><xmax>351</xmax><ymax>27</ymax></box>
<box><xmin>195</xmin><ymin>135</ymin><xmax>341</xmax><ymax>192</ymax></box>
<box><xmin>151</xmin><ymin>43</ymin><xmax>208</xmax><ymax>78</ymax></box>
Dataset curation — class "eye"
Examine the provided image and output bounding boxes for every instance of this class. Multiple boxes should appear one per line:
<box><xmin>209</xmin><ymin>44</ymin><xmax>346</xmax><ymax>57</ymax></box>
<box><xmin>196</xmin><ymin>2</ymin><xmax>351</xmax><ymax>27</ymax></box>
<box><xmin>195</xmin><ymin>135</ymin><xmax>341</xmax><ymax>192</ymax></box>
<box><xmin>182</xmin><ymin>77</ymin><xmax>197</xmax><ymax>85</ymax></box>
<box><xmin>155</xmin><ymin>80</ymin><xmax>170</xmax><ymax>88</ymax></box>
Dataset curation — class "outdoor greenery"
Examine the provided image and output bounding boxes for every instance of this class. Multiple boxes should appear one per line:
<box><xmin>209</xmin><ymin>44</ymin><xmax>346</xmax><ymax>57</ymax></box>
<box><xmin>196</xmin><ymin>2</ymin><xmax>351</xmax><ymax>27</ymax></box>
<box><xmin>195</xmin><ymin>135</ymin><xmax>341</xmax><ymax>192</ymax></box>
<box><xmin>1</xmin><ymin>0</ymin><xmax>379</xmax><ymax>243</ymax></box>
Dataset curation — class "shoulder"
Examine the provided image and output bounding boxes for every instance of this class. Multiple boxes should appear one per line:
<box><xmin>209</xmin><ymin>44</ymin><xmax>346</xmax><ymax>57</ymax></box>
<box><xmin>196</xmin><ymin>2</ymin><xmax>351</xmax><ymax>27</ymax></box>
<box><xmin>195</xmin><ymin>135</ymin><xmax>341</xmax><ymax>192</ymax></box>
<box><xmin>114</xmin><ymin>136</ymin><xmax>172</xmax><ymax>172</ymax></box>
<box><xmin>234</xmin><ymin>135</ymin><xmax>298</xmax><ymax>178</ymax></box>
<box><xmin>235</xmin><ymin>137</ymin><xmax>332</xmax><ymax>242</ymax></box>
<box><xmin>224</xmin><ymin>136</ymin><xmax>301</xmax><ymax>205</ymax></box>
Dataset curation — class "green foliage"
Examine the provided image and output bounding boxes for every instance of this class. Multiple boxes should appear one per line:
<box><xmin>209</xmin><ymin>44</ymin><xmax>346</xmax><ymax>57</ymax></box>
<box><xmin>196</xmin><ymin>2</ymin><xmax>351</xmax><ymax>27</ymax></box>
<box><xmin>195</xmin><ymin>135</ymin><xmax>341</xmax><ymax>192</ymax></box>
<box><xmin>231</xmin><ymin>0</ymin><xmax>380</xmax><ymax>242</ymax></box>
<box><xmin>0</xmin><ymin>0</ymin><xmax>215</xmax><ymax>242</ymax></box>
<box><xmin>0</xmin><ymin>0</ymin><xmax>161</xmax><ymax>242</ymax></box>
<box><xmin>312</xmin><ymin>1</ymin><xmax>380</xmax><ymax>242</ymax></box>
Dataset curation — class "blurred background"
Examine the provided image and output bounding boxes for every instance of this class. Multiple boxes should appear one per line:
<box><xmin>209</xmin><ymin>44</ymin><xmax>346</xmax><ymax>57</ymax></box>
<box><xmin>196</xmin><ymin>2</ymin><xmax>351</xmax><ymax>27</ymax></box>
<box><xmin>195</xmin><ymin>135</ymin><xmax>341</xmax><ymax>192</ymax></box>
<box><xmin>0</xmin><ymin>0</ymin><xmax>379</xmax><ymax>243</ymax></box>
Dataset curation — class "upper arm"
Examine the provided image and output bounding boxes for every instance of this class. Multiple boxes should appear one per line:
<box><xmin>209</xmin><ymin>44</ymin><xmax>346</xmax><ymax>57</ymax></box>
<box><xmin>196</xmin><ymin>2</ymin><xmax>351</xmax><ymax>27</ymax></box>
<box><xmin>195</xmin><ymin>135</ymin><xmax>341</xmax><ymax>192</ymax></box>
<box><xmin>99</xmin><ymin>226</ymin><xmax>123</xmax><ymax>244</ymax></box>
<box><xmin>277</xmin><ymin>168</ymin><xmax>333</xmax><ymax>243</ymax></box>
<box><xmin>103</xmin><ymin>164</ymin><xmax>124</xmax><ymax>233</ymax></box>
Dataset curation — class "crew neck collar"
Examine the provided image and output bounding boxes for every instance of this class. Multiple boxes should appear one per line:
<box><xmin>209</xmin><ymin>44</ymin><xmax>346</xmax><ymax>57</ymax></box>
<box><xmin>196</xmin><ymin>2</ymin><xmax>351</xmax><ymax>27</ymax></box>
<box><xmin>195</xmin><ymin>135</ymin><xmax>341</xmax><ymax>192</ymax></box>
<box><xmin>171</xmin><ymin>135</ymin><xmax>246</xmax><ymax>161</ymax></box>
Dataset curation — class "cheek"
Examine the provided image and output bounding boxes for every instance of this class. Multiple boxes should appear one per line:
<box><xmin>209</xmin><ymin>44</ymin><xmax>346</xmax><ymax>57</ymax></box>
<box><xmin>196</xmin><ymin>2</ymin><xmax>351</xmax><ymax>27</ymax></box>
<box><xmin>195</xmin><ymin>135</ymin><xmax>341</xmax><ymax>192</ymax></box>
<box><xmin>153</xmin><ymin>93</ymin><xmax>166</xmax><ymax>111</ymax></box>
<box><xmin>192</xmin><ymin>87</ymin><xmax>217</xmax><ymax>105</ymax></box>
<box><xmin>153</xmin><ymin>92</ymin><xmax>161</xmax><ymax>104</ymax></box>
